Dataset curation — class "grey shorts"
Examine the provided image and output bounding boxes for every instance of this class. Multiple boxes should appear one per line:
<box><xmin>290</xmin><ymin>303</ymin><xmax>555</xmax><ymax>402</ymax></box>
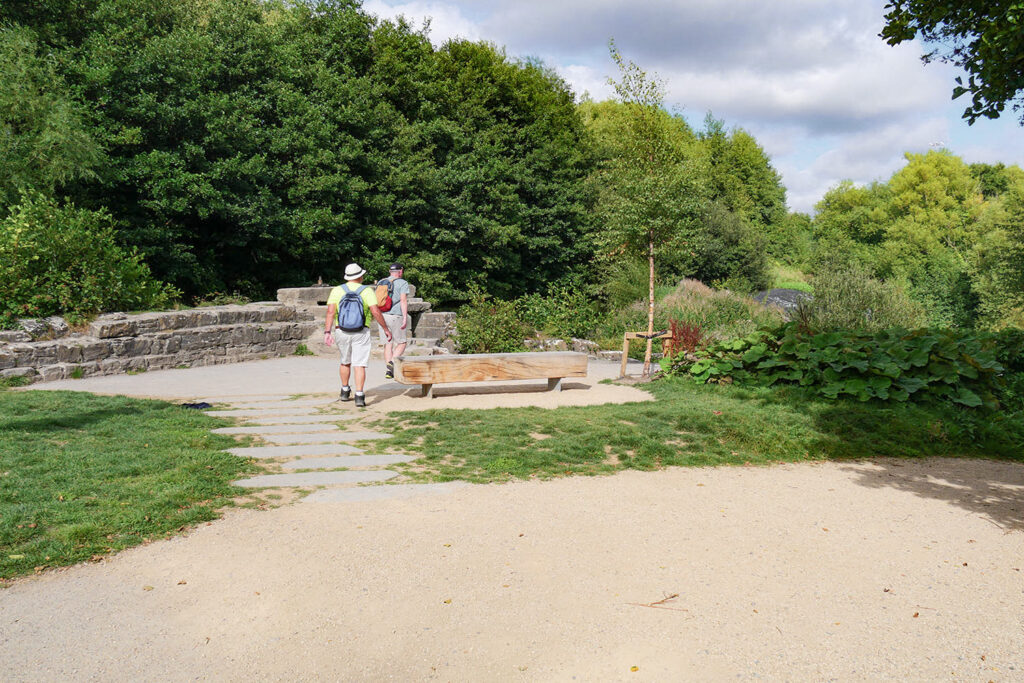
<box><xmin>381</xmin><ymin>314</ymin><xmax>407</xmax><ymax>345</ymax></box>
<box><xmin>333</xmin><ymin>328</ymin><xmax>371</xmax><ymax>366</ymax></box>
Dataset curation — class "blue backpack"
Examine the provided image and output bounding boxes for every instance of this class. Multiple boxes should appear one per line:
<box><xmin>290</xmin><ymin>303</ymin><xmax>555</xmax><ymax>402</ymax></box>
<box><xmin>337</xmin><ymin>284</ymin><xmax>368</xmax><ymax>332</ymax></box>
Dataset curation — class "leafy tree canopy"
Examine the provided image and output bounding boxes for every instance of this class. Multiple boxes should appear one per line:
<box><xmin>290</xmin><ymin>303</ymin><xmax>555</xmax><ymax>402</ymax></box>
<box><xmin>814</xmin><ymin>149</ymin><xmax>1024</xmax><ymax>328</ymax></box>
<box><xmin>881</xmin><ymin>1</ymin><xmax>1024</xmax><ymax>124</ymax></box>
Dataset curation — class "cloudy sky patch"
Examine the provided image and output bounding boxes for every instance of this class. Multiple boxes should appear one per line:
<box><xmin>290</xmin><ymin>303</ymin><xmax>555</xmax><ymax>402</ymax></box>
<box><xmin>364</xmin><ymin>0</ymin><xmax>1023</xmax><ymax>213</ymax></box>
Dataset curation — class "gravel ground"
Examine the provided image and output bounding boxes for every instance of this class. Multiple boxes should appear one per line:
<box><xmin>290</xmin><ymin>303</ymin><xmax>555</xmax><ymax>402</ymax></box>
<box><xmin>3</xmin><ymin>460</ymin><xmax>1023</xmax><ymax>681</ymax></box>
<box><xmin>6</xmin><ymin>357</ymin><xmax>1024</xmax><ymax>680</ymax></box>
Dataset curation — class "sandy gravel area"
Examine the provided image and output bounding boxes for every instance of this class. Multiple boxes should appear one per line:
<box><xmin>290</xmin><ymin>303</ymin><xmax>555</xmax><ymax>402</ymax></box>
<box><xmin>3</xmin><ymin>458</ymin><xmax>1023</xmax><ymax>681</ymax></box>
<box><xmin>10</xmin><ymin>356</ymin><xmax>1024</xmax><ymax>680</ymax></box>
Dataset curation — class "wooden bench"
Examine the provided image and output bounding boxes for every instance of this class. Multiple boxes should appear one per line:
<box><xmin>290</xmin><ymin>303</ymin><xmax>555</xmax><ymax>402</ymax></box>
<box><xmin>394</xmin><ymin>351</ymin><xmax>588</xmax><ymax>397</ymax></box>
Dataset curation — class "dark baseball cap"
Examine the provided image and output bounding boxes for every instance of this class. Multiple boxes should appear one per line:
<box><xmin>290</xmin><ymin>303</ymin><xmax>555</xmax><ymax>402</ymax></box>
<box><xmin>389</xmin><ymin>262</ymin><xmax>403</xmax><ymax>271</ymax></box>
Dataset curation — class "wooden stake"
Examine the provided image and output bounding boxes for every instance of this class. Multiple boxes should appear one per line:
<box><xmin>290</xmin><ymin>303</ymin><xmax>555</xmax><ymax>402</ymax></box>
<box><xmin>643</xmin><ymin>231</ymin><xmax>654</xmax><ymax>376</ymax></box>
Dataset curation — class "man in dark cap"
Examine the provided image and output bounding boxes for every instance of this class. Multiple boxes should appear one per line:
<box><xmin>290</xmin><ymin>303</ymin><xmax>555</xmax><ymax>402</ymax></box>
<box><xmin>380</xmin><ymin>263</ymin><xmax>410</xmax><ymax>380</ymax></box>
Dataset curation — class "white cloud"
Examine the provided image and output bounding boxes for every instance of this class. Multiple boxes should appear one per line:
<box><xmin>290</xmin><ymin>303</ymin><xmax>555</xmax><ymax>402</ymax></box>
<box><xmin>362</xmin><ymin>0</ymin><xmax>481</xmax><ymax>45</ymax></box>
<box><xmin>780</xmin><ymin>118</ymin><xmax>950</xmax><ymax>212</ymax></box>
<box><xmin>557</xmin><ymin>64</ymin><xmax>613</xmax><ymax>102</ymax></box>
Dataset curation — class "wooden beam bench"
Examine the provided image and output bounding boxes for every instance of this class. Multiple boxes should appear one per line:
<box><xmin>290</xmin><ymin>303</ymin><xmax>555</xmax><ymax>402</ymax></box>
<box><xmin>394</xmin><ymin>351</ymin><xmax>588</xmax><ymax>397</ymax></box>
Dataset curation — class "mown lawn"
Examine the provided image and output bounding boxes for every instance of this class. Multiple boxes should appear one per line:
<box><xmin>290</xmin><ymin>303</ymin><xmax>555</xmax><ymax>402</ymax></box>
<box><xmin>371</xmin><ymin>379</ymin><xmax>1024</xmax><ymax>483</ymax></box>
<box><xmin>0</xmin><ymin>390</ymin><xmax>255</xmax><ymax>581</ymax></box>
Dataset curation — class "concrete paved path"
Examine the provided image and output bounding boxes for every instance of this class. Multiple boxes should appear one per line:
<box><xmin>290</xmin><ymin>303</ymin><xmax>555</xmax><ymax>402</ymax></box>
<box><xmin>28</xmin><ymin>355</ymin><xmax>643</xmax><ymax>502</ymax></box>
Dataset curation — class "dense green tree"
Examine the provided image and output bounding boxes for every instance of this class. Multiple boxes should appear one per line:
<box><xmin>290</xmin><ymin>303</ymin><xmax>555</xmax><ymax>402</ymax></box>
<box><xmin>393</xmin><ymin>39</ymin><xmax>595</xmax><ymax>302</ymax></box>
<box><xmin>969</xmin><ymin>172</ymin><xmax>1024</xmax><ymax>327</ymax></box>
<box><xmin>812</xmin><ymin>150</ymin><xmax>1024</xmax><ymax>329</ymax></box>
<box><xmin>1</xmin><ymin>0</ymin><xmax>594</xmax><ymax>302</ymax></box>
<box><xmin>0</xmin><ymin>191</ymin><xmax>176</xmax><ymax>326</ymax></box>
<box><xmin>0</xmin><ymin>25</ymin><xmax>102</xmax><ymax>212</ymax></box>
<box><xmin>881</xmin><ymin>1</ymin><xmax>1024</xmax><ymax>124</ymax></box>
<box><xmin>698</xmin><ymin>114</ymin><xmax>788</xmax><ymax>255</ymax></box>
<box><xmin>971</xmin><ymin>162</ymin><xmax>1016</xmax><ymax>198</ymax></box>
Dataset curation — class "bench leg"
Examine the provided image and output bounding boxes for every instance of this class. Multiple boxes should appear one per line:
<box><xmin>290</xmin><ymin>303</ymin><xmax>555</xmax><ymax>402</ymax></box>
<box><xmin>420</xmin><ymin>383</ymin><xmax>433</xmax><ymax>398</ymax></box>
<box><xmin>547</xmin><ymin>377</ymin><xmax>562</xmax><ymax>392</ymax></box>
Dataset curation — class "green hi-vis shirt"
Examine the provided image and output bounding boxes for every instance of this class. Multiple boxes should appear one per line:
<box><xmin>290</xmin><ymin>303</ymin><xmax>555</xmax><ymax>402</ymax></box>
<box><xmin>326</xmin><ymin>283</ymin><xmax>378</xmax><ymax>328</ymax></box>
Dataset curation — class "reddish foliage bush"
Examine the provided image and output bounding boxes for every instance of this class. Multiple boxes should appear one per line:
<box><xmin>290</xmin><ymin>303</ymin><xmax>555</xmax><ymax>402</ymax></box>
<box><xmin>667</xmin><ymin>318</ymin><xmax>706</xmax><ymax>357</ymax></box>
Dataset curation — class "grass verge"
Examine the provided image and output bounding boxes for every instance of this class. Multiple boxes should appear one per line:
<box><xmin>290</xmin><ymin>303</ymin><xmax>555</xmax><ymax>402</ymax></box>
<box><xmin>0</xmin><ymin>390</ymin><xmax>256</xmax><ymax>581</ymax></box>
<box><xmin>372</xmin><ymin>379</ymin><xmax>1024</xmax><ymax>483</ymax></box>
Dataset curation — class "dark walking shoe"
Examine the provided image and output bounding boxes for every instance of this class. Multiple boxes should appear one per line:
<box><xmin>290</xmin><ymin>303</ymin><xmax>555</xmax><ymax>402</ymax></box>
<box><xmin>339</xmin><ymin>387</ymin><xmax>351</xmax><ymax>401</ymax></box>
<box><xmin>384</xmin><ymin>363</ymin><xmax>394</xmax><ymax>380</ymax></box>
<box><xmin>354</xmin><ymin>393</ymin><xmax>366</xmax><ymax>408</ymax></box>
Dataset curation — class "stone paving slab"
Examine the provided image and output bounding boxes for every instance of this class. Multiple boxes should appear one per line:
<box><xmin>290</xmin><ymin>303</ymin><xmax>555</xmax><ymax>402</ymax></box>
<box><xmin>232</xmin><ymin>470</ymin><xmax>398</xmax><ymax>488</ymax></box>
<box><xmin>205</xmin><ymin>408</ymin><xmax>321</xmax><ymax>418</ymax></box>
<box><xmin>302</xmin><ymin>482</ymin><xmax>468</xmax><ymax>503</ymax></box>
<box><xmin>244</xmin><ymin>414</ymin><xmax>359</xmax><ymax>425</ymax></box>
<box><xmin>281</xmin><ymin>454</ymin><xmax>415</xmax><ymax>469</ymax></box>
<box><xmin>196</xmin><ymin>394</ymin><xmax>294</xmax><ymax>403</ymax></box>
<box><xmin>212</xmin><ymin>424</ymin><xmax>341</xmax><ymax>435</ymax></box>
<box><xmin>261</xmin><ymin>431</ymin><xmax>391</xmax><ymax>444</ymax></box>
<box><xmin>219</xmin><ymin>399</ymin><xmax>336</xmax><ymax>410</ymax></box>
<box><xmin>227</xmin><ymin>444</ymin><xmax>362</xmax><ymax>459</ymax></box>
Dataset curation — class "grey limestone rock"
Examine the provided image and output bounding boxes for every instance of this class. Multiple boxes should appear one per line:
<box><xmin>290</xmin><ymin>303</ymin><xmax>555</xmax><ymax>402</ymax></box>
<box><xmin>18</xmin><ymin>318</ymin><xmax>51</xmax><ymax>339</ymax></box>
<box><xmin>752</xmin><ymin>288</ymin><xmax>813</xmax><ymax>317</ymax></box>
<box><xmin>571</xmin><ymin>338</ymin><xmax>600</xmax><ymax>356</ymax></box>
<box><xmin>0</xmin><ymin>330</ymin><xmax>32</xmax><ymax>344</ymax></box>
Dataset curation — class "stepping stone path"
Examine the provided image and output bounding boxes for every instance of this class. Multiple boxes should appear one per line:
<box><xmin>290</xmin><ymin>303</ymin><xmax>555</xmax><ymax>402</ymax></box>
<box><xmin>204</xmin><ymin>395</ymin><xmax>466</xmax><ymax>503</ymax></box>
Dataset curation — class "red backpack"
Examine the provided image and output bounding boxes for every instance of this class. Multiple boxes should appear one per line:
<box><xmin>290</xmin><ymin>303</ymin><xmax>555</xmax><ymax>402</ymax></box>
<box><xmin>374</xmin><ymin>277</ymin><xmax>394</xmax><ymax>313</ymax></box>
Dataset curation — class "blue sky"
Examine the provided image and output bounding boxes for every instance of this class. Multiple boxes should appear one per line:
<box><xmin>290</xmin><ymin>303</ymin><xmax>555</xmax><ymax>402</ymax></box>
<box><xmin>362</xmin><ymin>0</ymin><xmax>1024</xmax><ymax>214</ymax></box>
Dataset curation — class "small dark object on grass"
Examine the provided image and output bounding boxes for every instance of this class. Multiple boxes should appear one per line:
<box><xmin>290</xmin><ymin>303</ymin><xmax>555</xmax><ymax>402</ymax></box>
<box><xmin>180</xmin><ymin>402</ymin><xmax>213</xmax><ymax>410</ymax></box>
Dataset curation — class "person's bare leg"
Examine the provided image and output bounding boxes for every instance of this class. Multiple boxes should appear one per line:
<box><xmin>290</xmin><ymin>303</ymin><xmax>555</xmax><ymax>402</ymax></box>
<box><xmin>383</xmin><ymin>342</ymin><xmax>393</xmax><ymax>364</ymax></box>
<box><xmin>339</xmin><ymin>364</ymin><xmax>351</xmax><ymax>387</ymax></box>
<box><xmin>392</xmin><ymin>342</ymin><xmax>407</xmax><ymax>359</ymax></box>
<box><xmin>353</xmin><ymin>366</ymin><xmax>366</xmax><ymax>392</ymax></box>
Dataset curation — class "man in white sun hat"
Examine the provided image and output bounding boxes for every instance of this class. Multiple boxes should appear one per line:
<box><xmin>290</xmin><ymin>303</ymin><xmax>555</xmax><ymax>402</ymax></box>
<box><xmin>324</xmin><ymin>263</ymin><xmax>391</xmax><ymax>407</ymax></box>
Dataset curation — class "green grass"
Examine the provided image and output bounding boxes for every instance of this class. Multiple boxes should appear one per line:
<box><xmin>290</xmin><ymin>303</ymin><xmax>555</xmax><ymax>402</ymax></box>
<box><xmin>0</xmin><ymin>390</ymin><xmax>256</xmax><ymax>580</ymax></box>
<box><xmin>770</xmin><ymin>263</ymin><xmax>814</xmax><ymax>293</ymax></box>
<box><xmin>774</xmin><ymin>280</ymin><xmax>814</xmax><ymax>293</ymax></box>
<box><xmin>293</xmin><ymin>343</ymin><xmax>314</xmax><ymax>356</ymax></box>
<box><xmin>371</xmin><ymin>379</ymin><xmax>1024</xmax><ymax>483</ymax></box>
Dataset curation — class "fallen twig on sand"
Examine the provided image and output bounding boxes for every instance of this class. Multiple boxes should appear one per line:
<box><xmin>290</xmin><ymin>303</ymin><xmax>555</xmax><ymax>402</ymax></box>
<box><xmin>627</xmin><ymin>593</ymin><xmax>688</xmax><ymax>612</ymax></box>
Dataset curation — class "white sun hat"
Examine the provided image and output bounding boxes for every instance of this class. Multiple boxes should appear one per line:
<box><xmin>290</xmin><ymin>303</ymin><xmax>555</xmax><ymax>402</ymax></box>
<box><xmin>344</xmin><ymin>263</ymin><xmax>366</xmax><ymax>280</ymax></box>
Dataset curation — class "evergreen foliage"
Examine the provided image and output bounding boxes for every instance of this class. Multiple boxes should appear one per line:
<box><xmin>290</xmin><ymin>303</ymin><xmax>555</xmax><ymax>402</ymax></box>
<box><xmin>2</xmin><ymin>0</ymin><xmax>593</xmax><ymax>304</ymax></box>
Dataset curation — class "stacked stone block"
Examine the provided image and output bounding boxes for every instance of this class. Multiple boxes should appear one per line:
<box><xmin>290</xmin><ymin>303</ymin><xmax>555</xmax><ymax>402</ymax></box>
<box><xmin>0</xmin><ymin>303</ymin><xmax>319</xmax><ymax>384</ymax></box>
<box><xmin>277</xmin><ymin>284</ymin><xmax>455</xmax><ymax>356</ymax></box>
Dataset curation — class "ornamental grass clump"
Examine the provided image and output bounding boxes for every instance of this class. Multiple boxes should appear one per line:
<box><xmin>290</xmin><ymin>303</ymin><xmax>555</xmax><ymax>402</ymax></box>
<box><xmin>596</xmin><ymin>279</ymin><xmax>783</xmax><ymax>348</ymax></box>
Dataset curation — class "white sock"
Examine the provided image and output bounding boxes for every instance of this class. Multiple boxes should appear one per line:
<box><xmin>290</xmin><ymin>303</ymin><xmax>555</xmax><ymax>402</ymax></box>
<box><xmin>342</xmin><ymin>385</ymin><xmax>350</xmax><ymax>391</ymax></box>
<box><xmin>355</xmin><ymin>391</ymin><xmax>365</xmax><ymax>397</ymax></box>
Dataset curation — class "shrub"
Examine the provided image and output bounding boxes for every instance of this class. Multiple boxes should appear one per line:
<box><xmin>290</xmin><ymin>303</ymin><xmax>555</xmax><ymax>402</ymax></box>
<box><xmin>690</xmin><ymin>202</ymin><xmax>772</xmax><ymax>293</ymax></box>
<box><xmin>799</xmin><ymin>259</ymin><xmax>926</xmax><ymax>333</ymax></box>
<box><xmin>454</xmin><ymin>289</ymin><xmax>528</xmax><ymax>353</ymax></box>
<box><xmin>592</xmin><ymin>279</ymin><xmax>783</xmax><ymax>360</ymax></box>
<box><xmin>517</xmin><ymin>276</ymin><xmax>602</xmax><ymax>340</ymax></box>
<box><xmin>667</xmin><ymin>318</ymin><xmax>706</xmax><ymax>356</ymax></box>
<box><xmin>986</xmin><ymin>327</ymin><xmax>1024</xmax><ymax>412</ymax></box>
<box><xmin>665</xmin><ymin>323</ymin><xmax>1010</xmax><ymax>410</ymax></box>
<box><xmin>0</xmin><ymin>193</ymin><xmax>179</xmax><ymax>328</ymax></box>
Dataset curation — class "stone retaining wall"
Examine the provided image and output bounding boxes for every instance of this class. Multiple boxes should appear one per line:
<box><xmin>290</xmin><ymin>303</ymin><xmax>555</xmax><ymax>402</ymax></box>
<box><xmin>0</xmin><ymin>303</ymin><xmax>318</xmax><ymax>384</ymax></box>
